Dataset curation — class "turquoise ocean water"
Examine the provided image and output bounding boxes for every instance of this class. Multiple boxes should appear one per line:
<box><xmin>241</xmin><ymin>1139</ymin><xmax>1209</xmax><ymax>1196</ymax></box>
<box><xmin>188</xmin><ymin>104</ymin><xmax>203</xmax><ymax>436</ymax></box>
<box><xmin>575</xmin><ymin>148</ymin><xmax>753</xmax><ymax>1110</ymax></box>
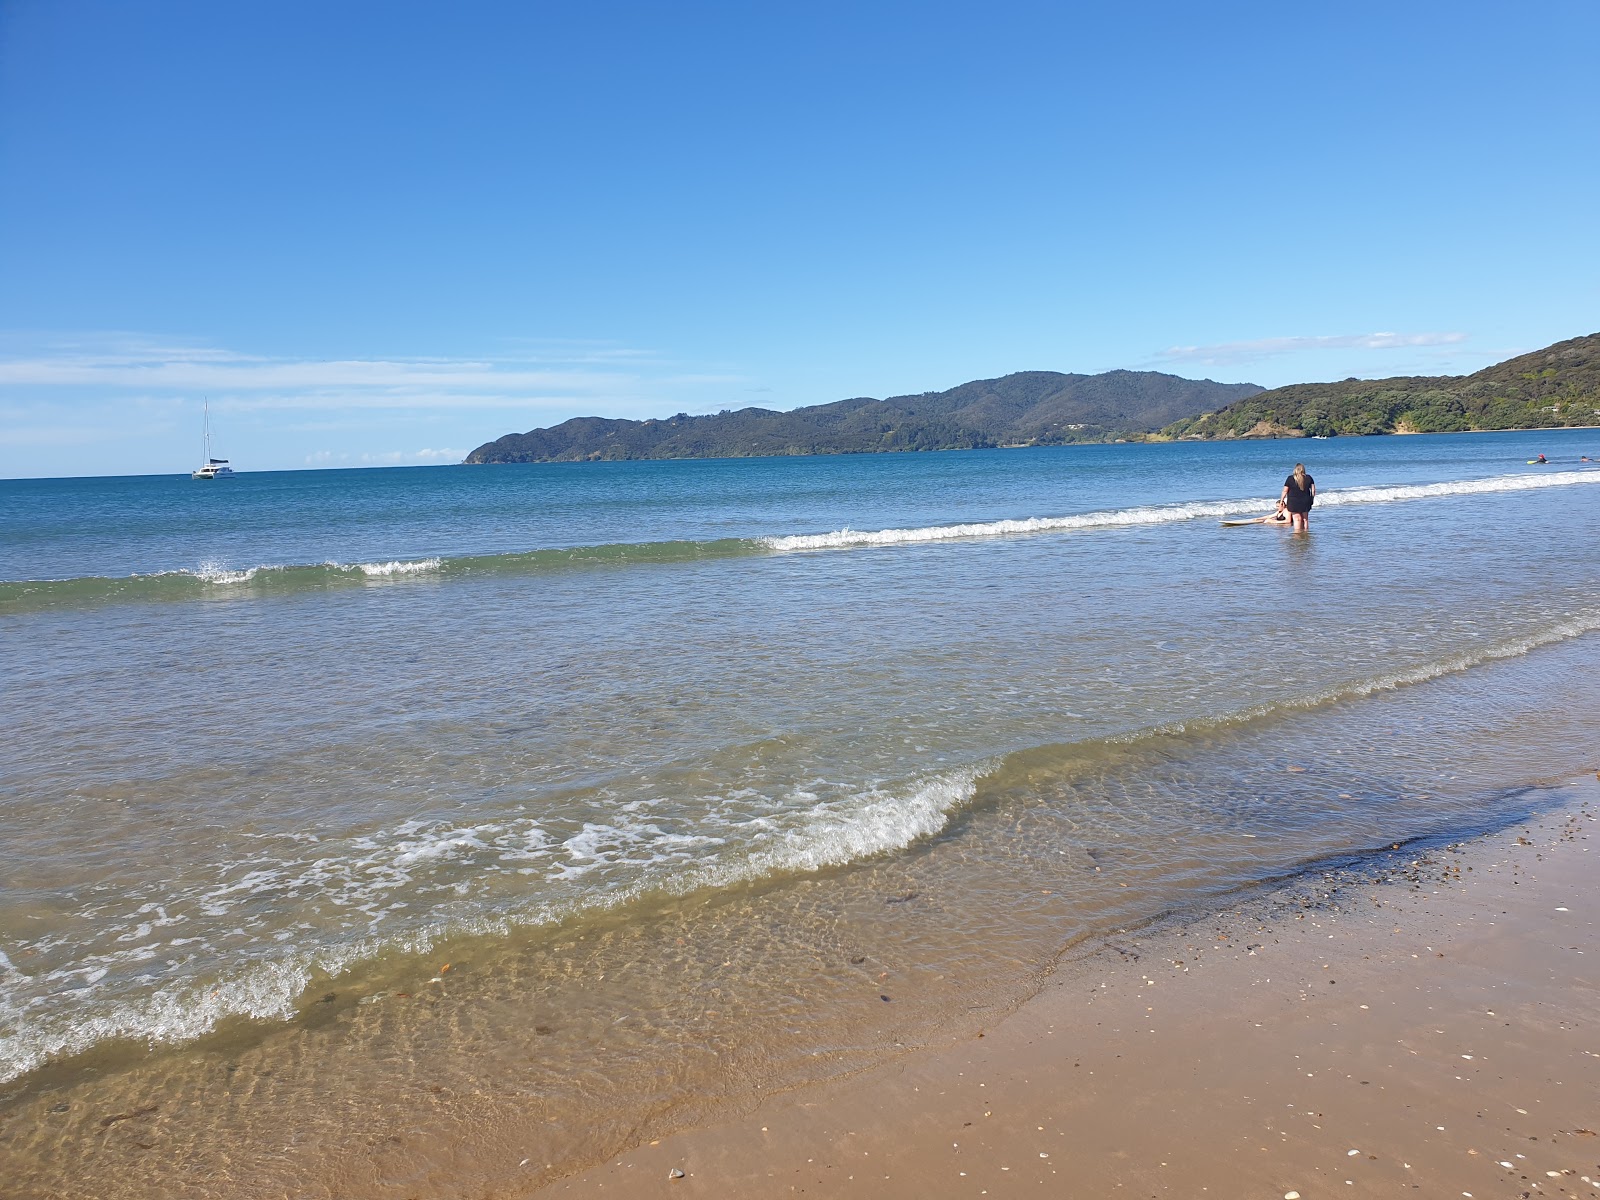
<box><xmin>2</xmin><ymin>431</ymin><xmax>1598</xmax><ymax>1195</ymax></box>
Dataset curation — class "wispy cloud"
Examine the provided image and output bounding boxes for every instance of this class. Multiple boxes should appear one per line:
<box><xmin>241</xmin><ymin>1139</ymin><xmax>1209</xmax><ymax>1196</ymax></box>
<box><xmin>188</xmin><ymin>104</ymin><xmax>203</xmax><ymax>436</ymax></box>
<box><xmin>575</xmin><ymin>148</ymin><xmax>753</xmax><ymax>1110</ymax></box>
<box><xmin>1157</xmin><ymin>331</ymin><xmax>1468</xmax><ymax>367</ymax></box>
<box><xmin>0</xmin><ymin>332</ymin><xmax>756</xmax><ymax>421</ymax></box>
<box><xmin>0</xmin><ymin>331</ymin><xmax>757</xmax><ymax>475</ymax></box>
<box><xmin>0</xmin><ymin>332</ymin><xmax>745</xmax><ymax>403</ymax></box>
<box><xmin>305</xmin><ymin>447</ymin><xmax>467</xmax><ymax>466</ymax></box>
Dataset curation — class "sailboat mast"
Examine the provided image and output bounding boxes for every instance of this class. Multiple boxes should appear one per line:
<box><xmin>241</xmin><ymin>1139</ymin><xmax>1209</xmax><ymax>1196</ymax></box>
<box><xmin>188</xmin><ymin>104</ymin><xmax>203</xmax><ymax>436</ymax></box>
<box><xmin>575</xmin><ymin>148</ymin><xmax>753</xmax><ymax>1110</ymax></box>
<box><xmin>202</xmin><ymin>398</ymin><xmax>211</xmax><ymax>462</ymax></box>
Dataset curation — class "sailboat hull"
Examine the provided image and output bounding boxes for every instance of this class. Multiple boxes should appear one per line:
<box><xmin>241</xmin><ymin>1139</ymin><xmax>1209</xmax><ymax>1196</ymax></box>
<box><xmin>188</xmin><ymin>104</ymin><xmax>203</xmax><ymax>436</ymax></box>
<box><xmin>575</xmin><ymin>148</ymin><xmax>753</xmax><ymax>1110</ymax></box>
<box><xmin>192</xmin><ymin>400</ymin><xmax>234</xmax><ymax>477</ymax></box>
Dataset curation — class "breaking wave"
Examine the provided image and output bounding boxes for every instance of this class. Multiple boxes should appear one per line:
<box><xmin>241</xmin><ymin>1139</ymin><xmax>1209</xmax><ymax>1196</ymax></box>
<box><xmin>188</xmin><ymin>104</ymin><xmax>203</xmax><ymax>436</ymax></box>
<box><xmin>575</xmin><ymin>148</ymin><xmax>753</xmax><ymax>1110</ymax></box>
<box><xmin>4</xmin><ymin>468</ymin><xmax>1594</xmax><ymax>615</ymax></box>
<box><xmin>0</xmin><ymin>767</ymin><xmax>982</xmax><ymax>1083</ymax></box>
<box><xmin>761</xmin><ymin>468</ymin><xmax>1599</xmax><ymax>550</ymax></box>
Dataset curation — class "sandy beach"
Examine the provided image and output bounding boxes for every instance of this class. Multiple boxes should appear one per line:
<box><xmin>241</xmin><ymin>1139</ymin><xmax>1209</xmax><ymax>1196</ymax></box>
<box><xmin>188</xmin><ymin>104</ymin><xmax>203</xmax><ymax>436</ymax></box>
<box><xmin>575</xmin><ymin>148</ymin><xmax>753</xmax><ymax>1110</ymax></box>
<box><xmin>542</xmin><ymin>778</ymin><xmax>1598</xmax><ymax>1200</ymax></box>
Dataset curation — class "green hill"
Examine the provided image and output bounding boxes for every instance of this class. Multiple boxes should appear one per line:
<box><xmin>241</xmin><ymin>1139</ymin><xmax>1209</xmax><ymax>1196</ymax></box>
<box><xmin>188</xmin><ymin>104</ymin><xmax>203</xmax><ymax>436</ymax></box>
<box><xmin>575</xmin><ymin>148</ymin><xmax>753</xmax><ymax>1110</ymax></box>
<box><xmin>465</xmin><ymin>370</ymin><xmax>1263</xmax><ymax>464</ymax></box>
<box><xmin>1162</xmin><ymin>333</ymin><xmax>1600</xmax><ymax>440</ymax></box>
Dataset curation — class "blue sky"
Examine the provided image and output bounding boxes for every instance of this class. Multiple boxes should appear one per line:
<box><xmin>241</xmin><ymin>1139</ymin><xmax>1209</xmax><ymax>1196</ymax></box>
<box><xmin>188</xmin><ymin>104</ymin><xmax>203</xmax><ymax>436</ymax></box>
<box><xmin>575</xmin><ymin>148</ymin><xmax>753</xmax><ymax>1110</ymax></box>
<box><xmin>2</xmin><ymin>0</ymin><xmax>1596</xmax><ymax>477</ymax></box>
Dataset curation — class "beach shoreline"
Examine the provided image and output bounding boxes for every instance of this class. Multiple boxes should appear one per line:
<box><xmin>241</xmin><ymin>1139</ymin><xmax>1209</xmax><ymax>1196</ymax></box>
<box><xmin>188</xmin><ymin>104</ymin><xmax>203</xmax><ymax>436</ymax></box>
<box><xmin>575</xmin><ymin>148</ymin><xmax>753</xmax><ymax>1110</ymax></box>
<box><xmin>6</xmin><ymin>442</ymin><xmax>1599</xmax><ymax>1200</ymax></box>
<box><xmin>540</xmin><ymin>777</ymin><xmax>1599</xmax><ymax>1199</ymax></box>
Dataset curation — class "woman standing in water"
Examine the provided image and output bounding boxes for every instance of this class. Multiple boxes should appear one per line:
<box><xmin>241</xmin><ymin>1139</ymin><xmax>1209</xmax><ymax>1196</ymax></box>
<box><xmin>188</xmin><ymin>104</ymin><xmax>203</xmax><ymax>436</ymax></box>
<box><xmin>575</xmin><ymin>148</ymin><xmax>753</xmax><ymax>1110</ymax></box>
<box><xmin>1280</xmin><ymin>462</ymin><xmax>1316</xmax><ymax>532</ymax></box>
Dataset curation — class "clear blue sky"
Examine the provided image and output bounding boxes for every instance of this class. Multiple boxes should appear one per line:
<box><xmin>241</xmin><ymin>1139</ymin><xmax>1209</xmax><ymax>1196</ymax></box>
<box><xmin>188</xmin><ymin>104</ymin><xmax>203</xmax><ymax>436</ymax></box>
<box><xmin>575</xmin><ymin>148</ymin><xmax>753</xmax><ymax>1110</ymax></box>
<box><xmin>2</xmin><ymin>0</ymin><xmax>1596</xmax><ymax>477</ymax></box>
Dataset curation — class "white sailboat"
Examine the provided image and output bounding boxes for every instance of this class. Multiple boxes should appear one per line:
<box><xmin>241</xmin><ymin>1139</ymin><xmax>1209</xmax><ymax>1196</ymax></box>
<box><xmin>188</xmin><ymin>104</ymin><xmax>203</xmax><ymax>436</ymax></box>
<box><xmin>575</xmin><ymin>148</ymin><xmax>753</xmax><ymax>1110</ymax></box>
<box><xmin>192</xmin><ymin>399</ymin><xmax>234</xmax><ymax>479</ymax></box>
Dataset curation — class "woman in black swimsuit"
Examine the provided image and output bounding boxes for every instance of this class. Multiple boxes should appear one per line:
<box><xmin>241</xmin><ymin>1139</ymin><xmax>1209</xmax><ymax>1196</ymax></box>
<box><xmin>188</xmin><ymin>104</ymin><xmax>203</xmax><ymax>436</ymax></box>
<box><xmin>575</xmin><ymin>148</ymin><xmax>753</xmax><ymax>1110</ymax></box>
<box><xmin>1280</xmin><ymin>462</ymin><xmax>1315</xmax><ymax>532</ymax></box>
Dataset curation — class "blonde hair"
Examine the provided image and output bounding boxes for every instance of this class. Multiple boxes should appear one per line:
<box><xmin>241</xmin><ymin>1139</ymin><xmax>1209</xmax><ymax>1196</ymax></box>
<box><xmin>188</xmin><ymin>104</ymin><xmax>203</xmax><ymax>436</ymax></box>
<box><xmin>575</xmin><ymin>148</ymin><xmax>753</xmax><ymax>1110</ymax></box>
<box><xmin>1292</xmin><ymin>463</ymin><xmax>1308</xmax><ymax>487</ymax></box>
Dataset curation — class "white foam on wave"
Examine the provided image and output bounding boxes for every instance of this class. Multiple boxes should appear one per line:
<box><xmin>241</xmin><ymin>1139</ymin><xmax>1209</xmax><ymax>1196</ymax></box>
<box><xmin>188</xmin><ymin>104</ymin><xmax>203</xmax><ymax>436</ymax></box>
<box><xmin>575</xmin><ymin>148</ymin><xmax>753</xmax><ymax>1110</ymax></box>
<box><xmin>138</xmin><ymin>556</ymin><xmax>443</xmax><ymax>589</ymax></box>
<box><xmin>762</xmin><ymin>502</ymin><xmax>1251</xmax><ymax>551</ymax></box>
<box><xmin>188</xmin><ymin>560</ymin><xmax>261</xmax><ymax>585</ymax></box>
<box><xmin>551</xmin><ymin>820</ymin><xmax>726</xmax><ymax>881</ymax></box>
<box><xmin>761</xmin><ymin>468</ymin><xmax>1600</xmax><ymax>552</ymax></box>
<box><xmin>389</xmin><ymin>823</ymin><xmax>492</xmax><ymax>866</ymax></box>
<box><xmin>726</xmin><ymin>768</ymin><xmax>981</xmax><ymax>878</ymax></box>
<box><xmin>0</xmin><ymin>955</ymin><xmax>312</xmax><ymax>1086</ymax></box>
<box><xmin>1319</xmin><ymin>468</ymin><xmax>1598</xmax><ymax>507</ymax></box>
<box><xmin>0</xmin><ymin>814</ymin><xmax>533</xmax><ymax>1084</ymax></box>
<box><xmin>0</xmin><ymin>763</ymin><xmax>986</xmax><ymax>1084</ymax></box>
<box><xmin>353</xmin><ymin>557</ymin><xmax>443</xmax><ymax>578</ymax></box>
<box><xmin>548</xmin><ymin>769</ymin><xmax>981</xmax><ymax>890</ymax></box>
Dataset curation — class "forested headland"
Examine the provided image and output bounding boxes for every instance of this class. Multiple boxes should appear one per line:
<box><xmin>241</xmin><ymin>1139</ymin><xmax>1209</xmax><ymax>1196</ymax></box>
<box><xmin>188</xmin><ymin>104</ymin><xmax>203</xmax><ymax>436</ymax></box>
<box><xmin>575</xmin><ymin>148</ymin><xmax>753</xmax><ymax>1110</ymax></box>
<box><xmin>465</xmin><ymin>371</ymin><xmax>1263</xmax><ymax>464</ymax></box>
<box><xmin>466</xmin><ymin>332</ymin><xmax>1600</xmax><ymax>464</ymax></box>
<box><xmin>1161</xmin><ymin>333</ymin><xmax>1600</xmax><ymax>440</ymax></box>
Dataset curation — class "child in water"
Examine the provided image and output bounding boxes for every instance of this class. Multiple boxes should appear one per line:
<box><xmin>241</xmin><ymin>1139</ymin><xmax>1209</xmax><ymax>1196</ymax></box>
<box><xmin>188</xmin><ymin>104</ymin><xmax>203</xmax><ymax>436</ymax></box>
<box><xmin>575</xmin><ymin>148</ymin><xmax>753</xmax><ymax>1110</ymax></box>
<box><xmin>1238</xmin><ymin>500</ymin><xmax>1292</xmax><ymax>525</ymax></box>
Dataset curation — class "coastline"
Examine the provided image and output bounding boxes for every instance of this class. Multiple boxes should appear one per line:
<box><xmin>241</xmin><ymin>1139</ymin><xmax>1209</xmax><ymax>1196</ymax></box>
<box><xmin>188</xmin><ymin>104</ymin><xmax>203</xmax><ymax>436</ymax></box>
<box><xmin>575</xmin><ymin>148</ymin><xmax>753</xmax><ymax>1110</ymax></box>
<box><xmin>465</xmin><ymin>424</ymin><xmax>1600</xmax><ymax>460</ymax></box>
<box><xmin>542</xmin><ymin>777</ymin><xmax>1599</xmax><ymax>1199</ymax></box>
<box><xmin>1170</xmin><ymin>424</ymin><xmax>1600</xmax><ymax>444</ymax></box>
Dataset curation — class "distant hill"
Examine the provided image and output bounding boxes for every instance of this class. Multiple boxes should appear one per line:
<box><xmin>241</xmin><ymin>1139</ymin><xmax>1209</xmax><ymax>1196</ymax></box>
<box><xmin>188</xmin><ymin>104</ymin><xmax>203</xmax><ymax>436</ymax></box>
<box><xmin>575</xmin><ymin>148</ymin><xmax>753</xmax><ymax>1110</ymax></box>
<box><xmin>1162</xmin><ymin>333</ymin><xmax>1600</xmax><ymax>440</ymax></box>
<box><xmin>465</xmin><ymin>370</ymin><xmax>1264</xmax><ymax>464</ymax></box>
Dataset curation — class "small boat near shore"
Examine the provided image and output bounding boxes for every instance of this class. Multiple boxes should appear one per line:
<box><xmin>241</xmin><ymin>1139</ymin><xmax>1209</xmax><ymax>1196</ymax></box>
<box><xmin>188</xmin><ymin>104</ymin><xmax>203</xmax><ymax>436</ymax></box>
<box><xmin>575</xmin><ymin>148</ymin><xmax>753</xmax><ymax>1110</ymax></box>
<box><xmin>192</xmin><ymin>399</ymin><xmax>234</xmax><ymax>479</ymax></box>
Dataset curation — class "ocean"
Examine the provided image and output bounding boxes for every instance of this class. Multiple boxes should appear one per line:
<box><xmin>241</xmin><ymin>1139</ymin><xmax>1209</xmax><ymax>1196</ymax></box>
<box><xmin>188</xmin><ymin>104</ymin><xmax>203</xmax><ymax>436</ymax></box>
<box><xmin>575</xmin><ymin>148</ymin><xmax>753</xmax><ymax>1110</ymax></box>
<box><xmin>3</xmin><ymin>430</ymin><xmax>1598</xmax><ymax>1196</ymax></box>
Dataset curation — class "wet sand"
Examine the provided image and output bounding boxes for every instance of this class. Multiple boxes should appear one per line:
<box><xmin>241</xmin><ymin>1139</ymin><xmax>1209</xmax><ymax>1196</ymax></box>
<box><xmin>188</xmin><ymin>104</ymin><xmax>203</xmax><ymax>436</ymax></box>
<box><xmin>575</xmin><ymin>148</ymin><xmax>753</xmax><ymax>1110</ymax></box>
<box><xmin>542</xmin><ymin>778</ymin><xmax>1598</xmax><ymax>1199</ymax></box>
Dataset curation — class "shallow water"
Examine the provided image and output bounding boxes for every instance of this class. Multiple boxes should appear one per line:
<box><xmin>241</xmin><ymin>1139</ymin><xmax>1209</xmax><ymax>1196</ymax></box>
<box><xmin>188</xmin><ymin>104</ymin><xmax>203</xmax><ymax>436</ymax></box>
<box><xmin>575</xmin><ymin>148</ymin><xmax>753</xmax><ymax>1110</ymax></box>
<box><xmin>2</xmin><ymin>430</ymin><xmax>1597</xmax><ymax>1194</ymax></box>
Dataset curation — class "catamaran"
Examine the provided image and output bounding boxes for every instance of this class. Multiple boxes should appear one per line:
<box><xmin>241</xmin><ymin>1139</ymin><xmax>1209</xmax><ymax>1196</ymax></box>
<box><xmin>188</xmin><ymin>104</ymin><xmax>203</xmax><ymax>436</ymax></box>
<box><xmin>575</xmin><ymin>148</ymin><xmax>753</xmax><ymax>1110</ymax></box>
<box><xmin>192</xmin><ymin>398</ymin><xmax>234</xmax><ymax>479</ymax></box>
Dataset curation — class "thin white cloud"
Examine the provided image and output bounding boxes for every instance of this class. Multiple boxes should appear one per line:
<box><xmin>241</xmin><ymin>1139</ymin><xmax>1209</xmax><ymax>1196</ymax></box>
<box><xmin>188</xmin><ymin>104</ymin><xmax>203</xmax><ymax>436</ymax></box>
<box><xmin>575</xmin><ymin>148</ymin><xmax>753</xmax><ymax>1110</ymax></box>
<box><xmin>302</xmin><ymin>448</ymin><xmax>468</xmax><ymax>466</ymax></box>
<box><xmin>0</xmin><ymin>354</ymin><xmax>666</xmax><ymax>392</ymax></box>
<box><xmin>1157</xmin><ymin>331</ymin><xmax>1468</xmax><ymax>367</ymax></box>
<box><xmin>0</xmin><ymin>333</ymin><xmax>748</xmax><ymax>409</ymax></box>
<box><xmin>219</xmin><ymin>389</ymin><xmax>636</xmax><ymax>413</ymax></box>
<box><xmin>0</xmin><ymin>331</ymin><xmax>758</xmax><ymax>474</ymax></box>
<box><xmin>358</xmin><ymin>448</ymin><xmax>469</xmax><ymax>465</ymax></box>
<box><xmin>0</xmin><ymin>330</ymin><xmax>670</xmax><ymax>368</ymax></box>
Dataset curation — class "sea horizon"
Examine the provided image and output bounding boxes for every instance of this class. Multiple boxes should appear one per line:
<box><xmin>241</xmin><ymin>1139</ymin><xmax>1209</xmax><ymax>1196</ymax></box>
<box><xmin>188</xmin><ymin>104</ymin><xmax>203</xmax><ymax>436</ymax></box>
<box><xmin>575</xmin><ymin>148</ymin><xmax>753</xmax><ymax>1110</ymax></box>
<box><xmin>10</xmin><ymin>419</ymin><xmax>1600</xmax><ymax>484</ymax></box>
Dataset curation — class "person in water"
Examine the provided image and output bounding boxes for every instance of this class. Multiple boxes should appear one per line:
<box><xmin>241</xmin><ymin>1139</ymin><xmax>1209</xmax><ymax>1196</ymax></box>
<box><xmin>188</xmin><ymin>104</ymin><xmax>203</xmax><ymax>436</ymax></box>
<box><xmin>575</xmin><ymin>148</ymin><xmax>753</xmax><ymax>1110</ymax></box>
<box><xmin>1238</xmin><ymin>499</ymin><xmax>1292</xmax><ymax>525</ymax></box>
<box><xmin>1280</xmin><ymin>462</ymin><xmax>1316</xmax><ymax>532</ymax></box>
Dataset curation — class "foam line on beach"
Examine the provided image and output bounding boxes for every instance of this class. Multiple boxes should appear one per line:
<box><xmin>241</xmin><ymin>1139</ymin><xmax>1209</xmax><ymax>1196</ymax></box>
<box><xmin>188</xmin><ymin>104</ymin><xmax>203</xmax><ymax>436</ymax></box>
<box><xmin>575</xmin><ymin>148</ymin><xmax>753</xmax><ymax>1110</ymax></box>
<box><xmin>972</xmin><ymin>604</ymin><xmax>1600</xmax><ymax>812</ymax></box>
<box><xmin>985</xmin><ymin>605</ymin><xmax>1600</xmax><ymax>795</ymax></box>
<box><xmin>1128</xmin><ymin>605</ymin><xmax>1600</xmax><ymax>744</ymax></box>
<box><xmin>0</xmin><ymin>766</ymin><xmax>984</xmax><ymax>1084</ymax></box>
